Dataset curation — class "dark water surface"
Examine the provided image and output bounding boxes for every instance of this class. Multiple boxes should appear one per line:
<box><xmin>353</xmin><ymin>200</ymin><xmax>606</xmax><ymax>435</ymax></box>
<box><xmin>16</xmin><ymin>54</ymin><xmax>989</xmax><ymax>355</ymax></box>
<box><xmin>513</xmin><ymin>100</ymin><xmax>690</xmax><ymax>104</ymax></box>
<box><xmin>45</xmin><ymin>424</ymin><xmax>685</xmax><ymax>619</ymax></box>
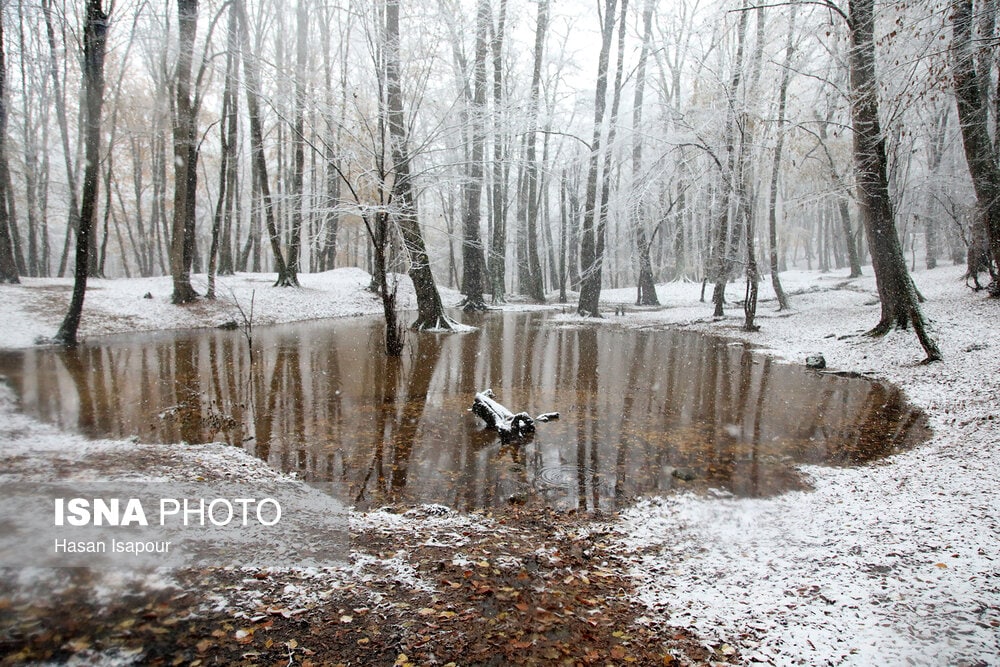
<box><xmin>0</xmin><ymin>311</ymin><xmax>928</xmax><ymax>510</ymax></box>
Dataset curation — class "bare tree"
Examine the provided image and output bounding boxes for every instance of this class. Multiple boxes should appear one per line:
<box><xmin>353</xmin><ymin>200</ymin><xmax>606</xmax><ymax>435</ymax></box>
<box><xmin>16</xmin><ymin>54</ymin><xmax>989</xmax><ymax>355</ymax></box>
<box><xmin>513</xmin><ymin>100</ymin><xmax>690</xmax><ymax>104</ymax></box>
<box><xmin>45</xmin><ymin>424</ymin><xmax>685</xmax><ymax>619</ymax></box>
<box><xmin>458</xmin><ymin>0</ymin><xmax>490</xmax><ymax>311</ymax></box>
<box><xmin>286</xmin><ymin>0</ymin><xmax>309</xmax><ymax>284</ymax></box>
<box><xmin>765</xmin><ymin>3</ymin><xmax>797</xmax><ymax>311</ymax></box>
<box><xmin>709</xmin><ymin>3</ymin><xmax>749</xmax><ymax>318</ymax></box>
<box><xmin>521</xmin><ymin>0</ymin><xmax>550</xmax><ymax>303</ymax></box>
<box><xmin>55</xmin><ymin>0</ymin><xmax>108</xmax><ymax>346</ymax></box>
<box><xmin>951</xmin><ymin>0</ymin><xmax>1000</xmax><ymax>293</ymax></box>
<box><xmin>577</xmin><ymin>0</ymin><xmax>620</xmax><ymax>317</ymax></box>
<box><xmin>42</xmin><ymin>0</ymin><xmax>80</xmax><ymax>279</ymax></box>
<box><xmin>169</xmin><ymin>0</ymin><xmax>202</xmax><ymax>303</ymax></box>
<box><xmin>487</xmin><ymin>0</ymin><xmax>509</xmax><ymax>303</ymax></box>
<box><xmin>847</xmin><ymin>0</ymin><xmax>941</xmax><ymax>360</ymax></box>
<box><xmin>236</xmin><ymin>0</ymin><xmax>294</xmax><ymax>287</ymax></box>
<box><xmin>384</xmin><ymin>0</ymin><xmax>452</xmax><ymax>330</ymax></box>
<box><xmin>207</xmin><ymin>1</ymin><xmax>240</xmax><ymax>299</ymax></box>
<box><xmin>632</xmin><ymin>0</ymin><xmax>658</xmax><ymax>306</ymax></box>
<box><xmin>0</xmin><ymin>10</ymin><xmax>20</xmax><ymax>283</ymax></box>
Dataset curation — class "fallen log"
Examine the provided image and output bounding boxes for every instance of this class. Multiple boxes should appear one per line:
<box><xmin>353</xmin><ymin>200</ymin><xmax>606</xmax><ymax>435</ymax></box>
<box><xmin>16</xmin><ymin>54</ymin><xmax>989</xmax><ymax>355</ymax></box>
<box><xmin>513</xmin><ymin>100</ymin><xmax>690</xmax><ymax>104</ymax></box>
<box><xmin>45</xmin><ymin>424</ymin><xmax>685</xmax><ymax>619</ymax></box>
<box><xmin>472</xmin><ymin>389</ymin><xmax>536</xmax><ymax>439</ymax></box>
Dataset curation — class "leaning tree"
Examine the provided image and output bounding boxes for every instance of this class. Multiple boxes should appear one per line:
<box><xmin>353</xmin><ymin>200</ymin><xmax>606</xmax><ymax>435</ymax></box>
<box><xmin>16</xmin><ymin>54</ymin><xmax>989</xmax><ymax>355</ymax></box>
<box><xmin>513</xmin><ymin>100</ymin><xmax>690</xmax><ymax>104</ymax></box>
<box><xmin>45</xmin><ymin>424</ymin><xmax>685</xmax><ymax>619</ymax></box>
<box><xmin>54</xmin><ymin>0</ymin><xmax>108</xmax><ymax>346</ymax></box>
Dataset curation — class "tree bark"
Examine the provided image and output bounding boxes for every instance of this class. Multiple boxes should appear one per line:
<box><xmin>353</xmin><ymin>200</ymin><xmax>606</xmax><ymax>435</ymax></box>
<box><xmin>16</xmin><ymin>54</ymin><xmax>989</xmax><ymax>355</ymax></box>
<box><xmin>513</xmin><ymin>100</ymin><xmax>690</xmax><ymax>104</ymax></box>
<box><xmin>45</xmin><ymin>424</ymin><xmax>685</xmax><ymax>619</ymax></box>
<box><xmin>169</xmin><ymin>0</ymin><xmax>201</xmax><ymax>303</ymax></box>
<box><xmin>235</xmin><ymin>0</ymin><xmax>293</xmax><ymax>287</ymax></box>
<box><xmin>42</xmin><ymin>0</ymin><xmax>80</xmax><ymax>279</ymax></box>
<box><xmin>207</xmin><ymin>3</ymin><xmax>240</xmax><ymax>299</ymax></box>
<box><xmin>286</xmin><ymin>0</ymin><xmax>308</xmax><ymax>285</ymax></box>
<box><xmin>0</xmin><ymin>13</ymin><xmax>20</xmax><ymax>283</ymax></box>
<box><xmin>488</xmin><ymin>0</ymin><xmax>509</xmax><ymax>303</ymax></box>
<box><xmin>459</xmin><ymin>0</ymin><xmax>490</xmax><ymax>311</ymax></box>
<box><xmin>766</xmin><ymin>3</ymin><xmax>796</xmax><ymax>311</ymax></box>
<box><xmin>952</xmin><ymin>0</ymin><xmax>1000</xmax><ymax>292</ymax></box>
<box><xmin>848</xmin><ymin>0</ymin><xmax>941</xmax><ymax>361</ymax></box>
<box><xmin>577</xmin><ymin>0</ymin><xmax>619</xmax><ymax>317</ymax></box>
<box><xmin>632</xmin><ymin>0</ymin><xmax>658</xmax><ymax>306</ymax></box>
<box><xmin>55</xmin><ymin>0</ymin><xmax>108</xmax><ymax>346</ymax></box>
<box><xmin>218</xmin><ymin>0</ymin><xmax>240</xmax><ymax>278</ymax></box>
<box><xmin>710</xmin><ymin>3</ymin><xmax>749</xmax><ymax>317</ymax></box>
<box><xmin>384</xmin><ymin>0</ymin><xmax>452</xmax><ymax>330</ymax></box>
<box><xmin>522</xmin><ymin>0</ymin><xmax>549</xmax><ymax>303</ymax></box>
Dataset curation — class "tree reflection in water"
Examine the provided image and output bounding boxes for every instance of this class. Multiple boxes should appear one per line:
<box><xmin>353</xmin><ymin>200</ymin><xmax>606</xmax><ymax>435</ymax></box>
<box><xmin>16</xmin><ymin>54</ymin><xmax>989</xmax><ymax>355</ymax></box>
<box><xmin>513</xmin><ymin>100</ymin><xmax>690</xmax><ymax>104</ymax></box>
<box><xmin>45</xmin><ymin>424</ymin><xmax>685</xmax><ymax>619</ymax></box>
<box><xmin>0</xmin><ymin>312</ymin><xmax>928</xmax><ymax>510</ymax></box>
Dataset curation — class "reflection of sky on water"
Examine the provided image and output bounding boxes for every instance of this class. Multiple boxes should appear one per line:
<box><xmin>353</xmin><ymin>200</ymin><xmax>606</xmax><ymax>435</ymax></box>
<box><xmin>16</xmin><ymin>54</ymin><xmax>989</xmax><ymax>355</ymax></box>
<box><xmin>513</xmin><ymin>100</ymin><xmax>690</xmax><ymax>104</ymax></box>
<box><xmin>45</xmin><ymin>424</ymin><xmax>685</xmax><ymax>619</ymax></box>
<box><xmin>0</xmin><ymin>311</ymin><xmax>928</xmax><ymax>511</ymax></box>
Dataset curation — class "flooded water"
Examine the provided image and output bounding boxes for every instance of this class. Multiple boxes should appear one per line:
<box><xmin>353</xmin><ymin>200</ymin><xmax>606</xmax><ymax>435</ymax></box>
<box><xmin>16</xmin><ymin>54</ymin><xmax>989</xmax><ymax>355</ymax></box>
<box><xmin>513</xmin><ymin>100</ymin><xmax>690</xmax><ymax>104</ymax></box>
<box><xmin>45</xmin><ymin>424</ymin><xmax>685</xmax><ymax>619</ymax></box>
<box><xmin>0</xmin><ymin>311</ymin><xmax>928</xmax><ymax>510</ymax></box>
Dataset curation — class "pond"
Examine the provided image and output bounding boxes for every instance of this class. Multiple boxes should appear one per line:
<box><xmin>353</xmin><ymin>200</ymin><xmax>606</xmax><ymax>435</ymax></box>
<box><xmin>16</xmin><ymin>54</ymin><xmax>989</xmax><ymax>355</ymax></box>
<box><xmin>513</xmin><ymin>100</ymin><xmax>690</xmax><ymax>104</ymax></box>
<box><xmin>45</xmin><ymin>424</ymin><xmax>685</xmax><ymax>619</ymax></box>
<box><xmin>0</xmin><ymin>311</ymin><xmax>928</xmax><ymax>511</ymax></box>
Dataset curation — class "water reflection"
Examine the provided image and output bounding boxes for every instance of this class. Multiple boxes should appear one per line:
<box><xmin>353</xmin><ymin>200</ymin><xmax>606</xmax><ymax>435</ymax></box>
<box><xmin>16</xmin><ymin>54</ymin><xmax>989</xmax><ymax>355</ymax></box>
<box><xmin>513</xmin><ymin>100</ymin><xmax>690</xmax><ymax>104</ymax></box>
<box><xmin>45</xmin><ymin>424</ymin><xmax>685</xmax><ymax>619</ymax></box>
<box><xmin>0</xmin><ymin>312</ymin><xmax>928</xmax><ymax>510</ymax></box>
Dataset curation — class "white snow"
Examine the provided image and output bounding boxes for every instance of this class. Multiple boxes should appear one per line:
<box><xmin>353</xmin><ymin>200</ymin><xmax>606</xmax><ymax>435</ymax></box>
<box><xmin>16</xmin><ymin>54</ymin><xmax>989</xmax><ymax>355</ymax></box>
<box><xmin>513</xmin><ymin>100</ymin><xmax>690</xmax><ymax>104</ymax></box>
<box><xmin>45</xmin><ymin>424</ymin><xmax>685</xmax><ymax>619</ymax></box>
<box><xmin>0</xmin><ymin>268</ymin><xmax>462</xmax><ymax>349</ymax></box>
<box><xmin>1</xmin><ymin>263</ymin><xmax>998</xmax><ymax>665</ymax></box>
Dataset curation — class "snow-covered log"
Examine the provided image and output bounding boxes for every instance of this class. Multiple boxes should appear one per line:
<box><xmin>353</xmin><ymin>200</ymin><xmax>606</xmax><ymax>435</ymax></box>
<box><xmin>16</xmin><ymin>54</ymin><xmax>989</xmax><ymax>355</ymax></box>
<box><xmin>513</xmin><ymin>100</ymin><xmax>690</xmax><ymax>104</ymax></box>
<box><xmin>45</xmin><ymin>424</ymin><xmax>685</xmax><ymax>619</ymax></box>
<box><xmin>472</xmin><ymin>389</ymin><xmax>536</xmax><ymax>439</ymax></box>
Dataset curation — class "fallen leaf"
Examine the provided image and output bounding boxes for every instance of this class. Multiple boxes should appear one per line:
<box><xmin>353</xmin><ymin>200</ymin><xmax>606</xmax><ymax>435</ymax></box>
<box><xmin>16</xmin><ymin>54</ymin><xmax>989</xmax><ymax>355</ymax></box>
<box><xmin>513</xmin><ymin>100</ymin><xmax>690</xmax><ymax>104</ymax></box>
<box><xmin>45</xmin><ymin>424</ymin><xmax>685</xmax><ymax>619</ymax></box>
<box><xmin>64</xmin><ymin>638</ymin><xmax>91</xmax><ymax>652</ymax></box>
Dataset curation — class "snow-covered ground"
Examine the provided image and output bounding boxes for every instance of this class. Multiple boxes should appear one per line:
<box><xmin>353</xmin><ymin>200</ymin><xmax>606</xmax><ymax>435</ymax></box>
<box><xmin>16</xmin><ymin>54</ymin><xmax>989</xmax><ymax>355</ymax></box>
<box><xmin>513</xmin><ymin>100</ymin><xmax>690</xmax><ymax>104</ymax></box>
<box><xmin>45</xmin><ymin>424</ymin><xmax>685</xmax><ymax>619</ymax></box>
<box><xmin>597</xmin><ymin>265</ymin><xmax>1000</xmax><ymax>666</ymax></box>
<box><xmin>1</xmin><ymin>264</ymin><xmax>998</xmax><ymax>665</ymax></box>
<box><xmin>0</xmin><ymin>267</ymin><xmax>446</xmax><ymax>348</ymax></box>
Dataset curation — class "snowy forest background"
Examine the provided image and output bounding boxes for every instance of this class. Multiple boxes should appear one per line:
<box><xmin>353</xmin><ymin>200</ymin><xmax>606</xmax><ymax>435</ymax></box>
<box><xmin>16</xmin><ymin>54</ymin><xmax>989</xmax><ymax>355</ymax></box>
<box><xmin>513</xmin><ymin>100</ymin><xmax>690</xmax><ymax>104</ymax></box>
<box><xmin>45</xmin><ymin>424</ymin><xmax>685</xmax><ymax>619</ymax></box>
<box><xmin>0</xmin><ymin>0</ymin><xmax>997</xmax><ymax>326</ymax></box>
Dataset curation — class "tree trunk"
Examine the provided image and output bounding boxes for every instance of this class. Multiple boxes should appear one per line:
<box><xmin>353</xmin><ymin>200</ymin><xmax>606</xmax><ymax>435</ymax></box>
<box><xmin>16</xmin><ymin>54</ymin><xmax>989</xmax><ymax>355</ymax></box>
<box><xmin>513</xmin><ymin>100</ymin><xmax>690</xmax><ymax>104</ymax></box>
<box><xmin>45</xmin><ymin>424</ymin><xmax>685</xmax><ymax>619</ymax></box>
<box><xmin>42</xmin><ymin>0</ymin><xmax>80</xmax><ymax>279</ymax></box>
<box><xmin>236</xmin><ymin>0</ymin><xmax>293</xmax><ymax>286</ymax></box>
<box><xmin>385</xmin><ymin>0</ymin><xmax>452</xmax><ymax>330</ymax></box>
<box><xmin>577</xmin><ymin>0</ymin><xmax>619</xmax><ymax>317</ymax></box>
<box><xmin>767</xmin><ymin>3</ymin><xmax>796</xmax><ymax>311</ymax></box>
<box><xmin>739</xmin><ymin>7</ymin><xmax>767</xmax><ymax>331</ymax></box>
<box><xmin>522</xmin><ymin>0</ymin><xmax>549</xmax><ymax>303</ymax></box>
<box><xmin>318</xmin><ymin>1</ymin><xmax>345</xmax><ymax>273</ymax></box>
<box><xmin>952</xmin><ymin>0</ymin><xmax>1000</xmax><ymax>292</ymax></box>
<box><xmin>55</xmin><ymin>0</ymin><xmax>108</xmax><ymax>346</ymax></box>
<box><xmin>0</xmin><ymin>13</ymin><xmax>19</xmax><ymax>283</ymax></box>
<box><xmin>710</xmin><ymin>3</ymin><xmax>749</xmax><ymax>317</ymax></box>
<box><xmin>558</xmin><ymin>169</ymin><xmax>569</xmax><ymax>302</ymax></box>
<box><xmin>371</xmin><ymin>211</ymin><xmax>405</xmax><ymax>356</ymax></box>
<box><xmin>632</xmin><ymin>0</ymin><xmax>658</xmax><ymax>306</ymax></box>
<box><xmin>488</xmin><ymin>0</ymin><xmax>509</xmax><ymax>303</ymax></box>
<box><xmin>169</xmin><ymin>0</ymin><xmax>201</xmax><ymax>303</ymax></box>
<box><xmin>849</xmin><ymin>0</ymin><xmax>941</xmax><ymax>361</ymax></box>
<box><xmin>459</xmin><ymin>0</ymin><xmax>490</xmax><ymax>311</ymax></box>
<box><xmin>286</xmin><ymin>0</ymin><xmax>308</xmax><ymax>285</ymax></box>
<box><xmin>219</xmin><ymin>0</ymin><xmax>239</xmax><ymax>278</ymax></box>
<box><xmin>207</xmin><ymin>4</ymin><xmax>240</xmax><ymax>299</ymax></box>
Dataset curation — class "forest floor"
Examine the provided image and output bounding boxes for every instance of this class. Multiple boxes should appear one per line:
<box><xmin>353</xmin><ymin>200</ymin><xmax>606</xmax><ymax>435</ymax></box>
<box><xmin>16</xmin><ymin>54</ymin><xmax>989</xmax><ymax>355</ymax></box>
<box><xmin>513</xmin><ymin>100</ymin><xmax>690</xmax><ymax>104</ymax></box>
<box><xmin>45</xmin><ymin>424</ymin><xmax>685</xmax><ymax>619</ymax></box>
<box><xmin>0</xmin><ymin>263</ymin><xmax>998</xmax><ymax>666</ymax></box>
